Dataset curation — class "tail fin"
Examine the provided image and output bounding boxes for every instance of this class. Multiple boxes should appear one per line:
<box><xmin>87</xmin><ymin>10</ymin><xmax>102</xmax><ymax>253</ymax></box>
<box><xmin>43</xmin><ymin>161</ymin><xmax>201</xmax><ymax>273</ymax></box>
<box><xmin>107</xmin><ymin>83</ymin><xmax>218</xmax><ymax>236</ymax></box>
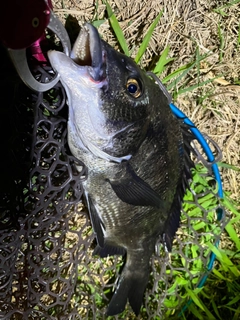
<box><xmin>106</xmin><ymin>254</ymin><xmax>150</xmax><ymax>316</ymax></box>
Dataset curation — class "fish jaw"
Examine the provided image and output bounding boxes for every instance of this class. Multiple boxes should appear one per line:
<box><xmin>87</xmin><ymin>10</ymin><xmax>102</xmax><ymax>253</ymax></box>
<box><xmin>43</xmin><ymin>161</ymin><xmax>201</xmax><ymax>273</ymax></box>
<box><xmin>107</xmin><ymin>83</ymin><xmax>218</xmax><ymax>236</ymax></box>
<box><xmin>48</xmin><ymin>49</ymin><xmax>110</xmax><ymax>154</ymax></box>
<box><xmin>48</xmin><ymin>49</ymin><xmax>132</xmax><ymax>163</ymax></box>
<box><xmin>48</xmin><ymin>24</ymin><xmax>134</xmax><ymax>162</ymax></box>
<box><xmin>47</xmin><ymin>22</ymin><xmax>114</xmax><ymax>156</ymax></box>
<box><xmin>48</xmin><ymin>23</ymin><xmax>107</xmax><ymax>83</ymax></box>
<box><xmin>48</xmin><ymin>22</ymin><xmax>108</xmax><ymax>107</ymax></box>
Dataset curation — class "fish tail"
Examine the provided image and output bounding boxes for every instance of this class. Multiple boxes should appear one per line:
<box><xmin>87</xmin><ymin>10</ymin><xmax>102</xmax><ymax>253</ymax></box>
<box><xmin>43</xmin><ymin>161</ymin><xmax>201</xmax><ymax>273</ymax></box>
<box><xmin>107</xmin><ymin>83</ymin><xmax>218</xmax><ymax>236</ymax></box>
<box><xmin>106</xmin><ymin>252</ymin><xmax>150</xmax><ymax>316</ymax></box>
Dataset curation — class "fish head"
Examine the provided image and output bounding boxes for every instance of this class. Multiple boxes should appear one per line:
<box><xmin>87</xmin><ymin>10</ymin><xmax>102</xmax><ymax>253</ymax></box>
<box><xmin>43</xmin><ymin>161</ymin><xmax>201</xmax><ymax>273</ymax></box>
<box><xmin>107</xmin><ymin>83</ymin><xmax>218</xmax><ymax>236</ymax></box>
<box><xmin>48</xmin><ymin>23</ymin><xmax>168</xmax><ymax>162</ymax></box>
<box><xmin>0</xmin><ymin>0</ymin><xmax>51</xmax><ymax>49</ymax></box>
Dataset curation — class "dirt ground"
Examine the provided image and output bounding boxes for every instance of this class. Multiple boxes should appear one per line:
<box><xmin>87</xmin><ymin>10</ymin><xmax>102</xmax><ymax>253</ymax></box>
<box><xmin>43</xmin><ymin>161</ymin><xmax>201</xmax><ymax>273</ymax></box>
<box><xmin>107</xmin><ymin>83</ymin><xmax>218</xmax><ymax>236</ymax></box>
<box><xmin>52</xmin><ymin>0</ymin><xmax>240</xmax><ymax>200</ymax></box>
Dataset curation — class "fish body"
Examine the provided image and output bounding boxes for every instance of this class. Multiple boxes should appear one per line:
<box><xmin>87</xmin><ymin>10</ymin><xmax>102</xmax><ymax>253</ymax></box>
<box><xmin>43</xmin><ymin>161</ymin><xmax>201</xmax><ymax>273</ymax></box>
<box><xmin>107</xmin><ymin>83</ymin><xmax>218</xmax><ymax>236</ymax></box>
<box><xmin>48</xmin><ymin>23</ymin><xmax>193</xmax><ymax>316</ymax></box>
<box><xmin>0</xmin><ymin>0</ymin><xmax>51</xmax><ymax>49</ymax></box>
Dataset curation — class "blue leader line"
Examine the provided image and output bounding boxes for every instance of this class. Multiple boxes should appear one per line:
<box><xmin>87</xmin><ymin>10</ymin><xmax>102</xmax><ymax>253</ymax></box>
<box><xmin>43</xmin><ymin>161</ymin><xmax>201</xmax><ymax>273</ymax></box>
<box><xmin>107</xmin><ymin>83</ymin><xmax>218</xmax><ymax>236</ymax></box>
<box><xmin>169</xmin><ymin>103</ymin><xmax>224</xmax><ymax>317</ymax></box>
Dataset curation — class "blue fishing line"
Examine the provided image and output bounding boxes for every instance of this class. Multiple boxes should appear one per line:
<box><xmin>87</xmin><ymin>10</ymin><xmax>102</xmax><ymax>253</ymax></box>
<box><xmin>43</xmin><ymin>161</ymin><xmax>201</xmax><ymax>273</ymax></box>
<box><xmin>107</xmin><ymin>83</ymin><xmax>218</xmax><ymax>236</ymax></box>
<box><xmin>145</xmin><ymin>72</ymin><xmax>222</xmax><ymax>199</ymax></box>
<box><xmin>169</xmin><ymin>103</ymin><xmax>224</xmax><ymax>317</ymax></box>
<box><xmin>170</xmin><ymin>103</ymin><xmax>223</xmax><ymax>198</ymax></box>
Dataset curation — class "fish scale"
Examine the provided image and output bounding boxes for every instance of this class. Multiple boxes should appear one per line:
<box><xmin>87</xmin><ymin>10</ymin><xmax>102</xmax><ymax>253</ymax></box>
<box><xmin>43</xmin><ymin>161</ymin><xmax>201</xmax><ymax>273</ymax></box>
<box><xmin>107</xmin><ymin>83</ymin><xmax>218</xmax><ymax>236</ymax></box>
<box><xmin>48</xmin><ymin>22</ymin><xmax>194</xmax><ymax>316</ymax></box>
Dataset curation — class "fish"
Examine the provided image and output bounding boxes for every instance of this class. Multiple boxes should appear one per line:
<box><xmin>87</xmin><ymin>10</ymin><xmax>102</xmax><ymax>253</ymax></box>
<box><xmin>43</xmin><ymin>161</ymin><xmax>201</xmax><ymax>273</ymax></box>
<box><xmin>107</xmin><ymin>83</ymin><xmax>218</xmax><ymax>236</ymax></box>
<box><xmin>48</xmin><ymin>23</ymin><xmax>194</xmax><ymax>316</ymax></box>
<box><xmin>0</xmin><ymin>0</ymin><xmax>52</xmax><ymax>49</ymax></box>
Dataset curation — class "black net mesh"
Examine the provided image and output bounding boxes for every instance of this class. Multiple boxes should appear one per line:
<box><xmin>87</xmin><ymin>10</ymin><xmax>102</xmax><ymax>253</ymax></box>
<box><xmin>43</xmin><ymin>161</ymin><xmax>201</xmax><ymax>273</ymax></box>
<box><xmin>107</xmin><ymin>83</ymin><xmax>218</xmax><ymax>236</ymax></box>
<box><xmin>0</xmin><ymin>43</ymin><xmax>226</xmax><ymax>320</ymax></box>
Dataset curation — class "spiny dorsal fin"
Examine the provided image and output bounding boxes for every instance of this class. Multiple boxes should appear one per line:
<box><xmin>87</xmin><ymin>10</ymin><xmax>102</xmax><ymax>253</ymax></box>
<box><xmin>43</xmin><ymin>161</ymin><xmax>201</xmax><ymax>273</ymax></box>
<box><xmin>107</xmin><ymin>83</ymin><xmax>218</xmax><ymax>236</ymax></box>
<box><xmin>163</xmin><ymin>122</ymin><xmax>195</xmax><ymax>251</ymax></box>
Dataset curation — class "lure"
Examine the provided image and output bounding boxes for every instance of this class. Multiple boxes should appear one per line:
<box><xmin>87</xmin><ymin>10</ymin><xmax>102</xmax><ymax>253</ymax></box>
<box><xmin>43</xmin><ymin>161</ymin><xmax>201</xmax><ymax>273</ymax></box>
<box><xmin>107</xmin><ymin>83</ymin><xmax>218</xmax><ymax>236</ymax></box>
<box><xmin>0</xmin><ymin>0</ymin><xmax>52</xmax><ymax>50</ymax></box>
<box><xmin>0</xmin><ymin>0</ymin><xmax>71</xmax><ymax>92</ymax></box>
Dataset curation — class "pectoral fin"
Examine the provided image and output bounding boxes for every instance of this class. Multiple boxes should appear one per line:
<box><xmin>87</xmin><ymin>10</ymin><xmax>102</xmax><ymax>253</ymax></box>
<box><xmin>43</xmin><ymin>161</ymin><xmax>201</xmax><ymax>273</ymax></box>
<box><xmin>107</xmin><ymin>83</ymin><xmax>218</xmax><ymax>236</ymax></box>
<box><xmin>108</xmin><ymin>164</ymin><xmax>165</xmax><ymax>209</ymax></box>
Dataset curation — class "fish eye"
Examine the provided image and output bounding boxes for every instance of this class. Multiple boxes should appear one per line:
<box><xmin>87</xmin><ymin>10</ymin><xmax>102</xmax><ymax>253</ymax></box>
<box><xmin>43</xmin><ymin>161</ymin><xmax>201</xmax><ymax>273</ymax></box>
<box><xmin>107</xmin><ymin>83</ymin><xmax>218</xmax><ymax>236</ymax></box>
<box><xmin>32</xmin><ymin>17</ymin><xmax>40</xmax><ymax>28</ymax></box>
<box><xmin>126</xmin><ymin>78</ymin><xmax>142</xmax><ymax>98</ymax></box>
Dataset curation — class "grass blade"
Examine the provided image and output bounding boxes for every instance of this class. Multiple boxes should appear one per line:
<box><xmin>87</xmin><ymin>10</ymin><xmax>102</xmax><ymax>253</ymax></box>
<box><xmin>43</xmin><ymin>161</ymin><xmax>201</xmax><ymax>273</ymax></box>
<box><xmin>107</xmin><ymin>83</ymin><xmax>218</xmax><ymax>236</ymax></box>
<box><xmin>206</xmin><ymin>243</ymin><xmax>240</xmax><ymax>277</ymax></box>
<box><xmin>217</xmin><ymin>23</ymin><xmax>224</xmax><ymax>62</ymax></box>
<box><xmin>185</xmin><ymin>288</ymin><xmax>205</xmax><ymax>311</ymax></box>
<box><xmin>222</xmin><ymin>195</ymin><xmax>240</xmax><ymax>216</ymax></box>
<box><xmin>163</xmin><ymin>61</ymin><xmax>196</xmax><ymax>85</ymax></box>
<box><xmin>217</xmin><ymin>162</ymin><xmax>240</xmax><ymax>171</ymax></box>
<box><xmin>225</xmin><ymin>223</ymin><xmax>240</xmax><ymax>250</ymax></box>
<box><xmin>238</xmin><ymin>22</ymin><xmax>240</xmax><ymax>49</ymax></box>
<box><xmin>135</xmin><ymin>11</ymin><xmax>163</xmax><ymax>63</ymax></box>
<box><xmin>105</xmin><ymin>1</ymin><xmax>129</xmax><ymax>56</ymax></box>
<box><xmin>92</xmin><ymin>19</ymin><xmax>106</xmax><ymax>28</ymax></box>
<box><xmin>214</xmin><ymin>0</ymin><xmax>240</xmax><ymax>13</ymax></box>
<box><xmin>153</xmin><ymin>46</ymin><xmax>175</xmax><ymax>75</ymax></box>
<box><xmin>165</xmin><ymin>52</ymin><xmax>210</xmax><ymax>95</ymax></box>
<box><xmin>174</xmin><ymin>77</ymin><xmax>216</xmax><ymax>97</ymax></box>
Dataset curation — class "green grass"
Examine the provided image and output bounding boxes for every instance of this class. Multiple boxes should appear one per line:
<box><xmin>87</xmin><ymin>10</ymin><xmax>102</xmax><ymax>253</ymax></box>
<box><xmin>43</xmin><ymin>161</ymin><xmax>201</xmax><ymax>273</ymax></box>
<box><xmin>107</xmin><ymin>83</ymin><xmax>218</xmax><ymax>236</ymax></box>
<box><xmin>213</xmin><ymin>0</ymin><xmax>240</xmax><ymax>16</ymax></box>
<box><xmin>99</xmin><ymin>2</ymin><xmax>218</xmax><ymax>100</ymax></box>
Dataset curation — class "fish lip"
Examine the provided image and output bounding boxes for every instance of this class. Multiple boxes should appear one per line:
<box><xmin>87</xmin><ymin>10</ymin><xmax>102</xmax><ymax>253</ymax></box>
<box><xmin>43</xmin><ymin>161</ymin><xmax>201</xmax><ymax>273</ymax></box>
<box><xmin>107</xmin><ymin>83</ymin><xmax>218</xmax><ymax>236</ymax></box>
<box><xmin>70</xmin><ymin>23</ymin><xmax>106</xmax><ymax>82</ymax></box>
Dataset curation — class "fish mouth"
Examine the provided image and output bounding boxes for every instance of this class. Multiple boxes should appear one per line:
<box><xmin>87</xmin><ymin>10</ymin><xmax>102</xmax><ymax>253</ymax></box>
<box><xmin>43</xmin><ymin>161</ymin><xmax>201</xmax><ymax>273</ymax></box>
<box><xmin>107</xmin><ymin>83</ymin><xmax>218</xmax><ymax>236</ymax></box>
<box><xmin>70</xmin><ymin>23</ymin><xmax>106</xmax><ymax>82</ymax></box>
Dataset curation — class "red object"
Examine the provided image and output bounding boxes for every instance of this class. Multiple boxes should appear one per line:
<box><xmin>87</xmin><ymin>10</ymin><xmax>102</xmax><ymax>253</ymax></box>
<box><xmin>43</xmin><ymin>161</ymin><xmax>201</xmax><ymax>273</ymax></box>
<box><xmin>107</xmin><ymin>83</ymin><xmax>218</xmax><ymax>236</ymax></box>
<box><xmin>0</xmin><ymin>0</ymin><xmax>52</xmax><ymax>49</ymax></box>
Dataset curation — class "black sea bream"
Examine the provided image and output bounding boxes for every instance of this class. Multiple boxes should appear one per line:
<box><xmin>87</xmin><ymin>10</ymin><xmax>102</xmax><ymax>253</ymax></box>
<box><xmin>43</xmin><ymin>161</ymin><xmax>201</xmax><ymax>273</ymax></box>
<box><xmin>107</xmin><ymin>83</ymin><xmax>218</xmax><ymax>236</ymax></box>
<box><xmin>48</xmin><ymin>23</ymin><xmax>193</xmax><ymax>316</ymax></box>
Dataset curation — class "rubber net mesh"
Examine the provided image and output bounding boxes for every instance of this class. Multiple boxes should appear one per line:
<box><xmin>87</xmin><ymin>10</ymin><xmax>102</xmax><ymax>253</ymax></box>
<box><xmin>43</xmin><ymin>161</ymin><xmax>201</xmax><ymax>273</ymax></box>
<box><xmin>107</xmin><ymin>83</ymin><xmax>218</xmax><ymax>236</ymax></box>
<box><xmin>0</xmin><ymin>44</ymin><xmax>226</xmax><ymax>320</ymax></box>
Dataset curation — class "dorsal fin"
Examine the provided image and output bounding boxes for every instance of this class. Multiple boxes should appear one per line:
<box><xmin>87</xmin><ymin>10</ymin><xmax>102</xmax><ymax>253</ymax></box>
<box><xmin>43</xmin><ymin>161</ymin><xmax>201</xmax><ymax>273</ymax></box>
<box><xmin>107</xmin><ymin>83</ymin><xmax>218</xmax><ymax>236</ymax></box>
<box><xmin>163</xmin><ymin>122</ymin><xmax>195</xmax><ymax>251</ymax></box>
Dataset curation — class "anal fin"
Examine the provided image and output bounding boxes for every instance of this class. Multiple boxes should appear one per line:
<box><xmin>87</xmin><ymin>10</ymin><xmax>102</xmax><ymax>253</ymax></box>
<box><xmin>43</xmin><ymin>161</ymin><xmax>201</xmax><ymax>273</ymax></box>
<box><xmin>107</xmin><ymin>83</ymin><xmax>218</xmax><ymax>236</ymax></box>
<box><xmin>93</xmin><ymin>244</ymin><xmax>126</xmax><ymax>258</ymax></box>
